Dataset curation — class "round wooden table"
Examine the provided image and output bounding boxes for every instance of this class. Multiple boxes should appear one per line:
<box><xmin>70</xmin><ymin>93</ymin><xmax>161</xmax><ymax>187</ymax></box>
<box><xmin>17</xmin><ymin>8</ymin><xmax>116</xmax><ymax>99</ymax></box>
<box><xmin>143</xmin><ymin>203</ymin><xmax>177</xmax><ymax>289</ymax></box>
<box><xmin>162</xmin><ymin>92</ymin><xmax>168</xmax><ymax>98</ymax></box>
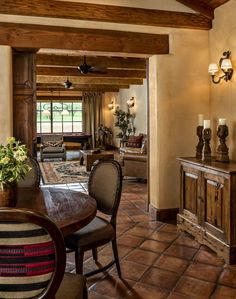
<box><xmin>13</xmin><ymin>187</ymin><xmax>97</xmax><ymax>236</ymax></box>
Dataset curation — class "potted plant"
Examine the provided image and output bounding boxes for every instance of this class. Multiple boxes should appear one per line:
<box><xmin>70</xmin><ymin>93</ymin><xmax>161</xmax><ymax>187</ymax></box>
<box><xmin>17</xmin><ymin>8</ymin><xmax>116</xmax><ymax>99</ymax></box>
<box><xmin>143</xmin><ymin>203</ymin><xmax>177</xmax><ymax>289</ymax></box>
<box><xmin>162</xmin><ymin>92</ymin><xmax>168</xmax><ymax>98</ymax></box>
<box><xmin>114</xmin><ymin>108</ymin><xmax>135</xmax><ymax>141</ymax></box>
<box><xmin>0</xmin><ymin>137</ymin><xmax>31</xmax><ymax>205</ymax></box>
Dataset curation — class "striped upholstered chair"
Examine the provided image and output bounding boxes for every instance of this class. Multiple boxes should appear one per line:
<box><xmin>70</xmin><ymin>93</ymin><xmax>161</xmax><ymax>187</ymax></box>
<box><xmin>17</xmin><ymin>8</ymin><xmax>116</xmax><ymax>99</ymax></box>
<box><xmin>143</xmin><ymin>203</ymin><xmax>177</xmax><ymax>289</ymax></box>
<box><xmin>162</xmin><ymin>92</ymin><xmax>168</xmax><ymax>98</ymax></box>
<box><xmin>0</xmin><ymin>208</ymin><xmax>87</xmax><ymax>299</ymax></box>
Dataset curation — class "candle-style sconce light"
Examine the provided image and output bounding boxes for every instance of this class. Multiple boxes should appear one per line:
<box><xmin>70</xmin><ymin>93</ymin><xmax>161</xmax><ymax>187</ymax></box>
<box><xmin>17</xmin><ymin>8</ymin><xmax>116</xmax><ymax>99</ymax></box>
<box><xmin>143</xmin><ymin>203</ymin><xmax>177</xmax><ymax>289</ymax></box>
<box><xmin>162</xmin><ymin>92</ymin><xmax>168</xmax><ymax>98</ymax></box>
<box><xmin>208</xmin><ymin>51</ymin><xmax>233</xmax><ymax>84</ymax></box>
<box><xmin>108</xmin><ymin>101</ymin><xmax>114</xmax><ymax>110</ymax></box>
<box><xmin>127</xmin><ymin>97</ymin><xmax>135</xmax><ymax>108</ymax></box>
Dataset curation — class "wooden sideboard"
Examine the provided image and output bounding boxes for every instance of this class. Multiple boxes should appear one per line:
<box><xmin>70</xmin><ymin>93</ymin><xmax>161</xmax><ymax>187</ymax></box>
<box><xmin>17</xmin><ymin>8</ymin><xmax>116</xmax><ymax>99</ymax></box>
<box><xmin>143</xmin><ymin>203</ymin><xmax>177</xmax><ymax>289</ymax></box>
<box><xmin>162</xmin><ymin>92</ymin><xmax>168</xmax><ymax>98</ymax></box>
<box><xmin>177</xmin><ymin>157</ymin><xmax>236</xmax><ymax>264</ymax></box>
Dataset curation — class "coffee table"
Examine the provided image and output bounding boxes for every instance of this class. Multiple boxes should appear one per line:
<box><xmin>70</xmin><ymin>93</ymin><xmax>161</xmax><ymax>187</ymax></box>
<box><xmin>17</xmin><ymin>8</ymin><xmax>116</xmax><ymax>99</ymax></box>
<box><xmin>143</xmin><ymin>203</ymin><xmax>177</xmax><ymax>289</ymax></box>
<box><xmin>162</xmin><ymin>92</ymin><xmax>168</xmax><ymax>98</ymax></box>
<box><xmin>80</xmin><ymin>150</ymin><xmax>114</xmax><ymax>171</ymax></box>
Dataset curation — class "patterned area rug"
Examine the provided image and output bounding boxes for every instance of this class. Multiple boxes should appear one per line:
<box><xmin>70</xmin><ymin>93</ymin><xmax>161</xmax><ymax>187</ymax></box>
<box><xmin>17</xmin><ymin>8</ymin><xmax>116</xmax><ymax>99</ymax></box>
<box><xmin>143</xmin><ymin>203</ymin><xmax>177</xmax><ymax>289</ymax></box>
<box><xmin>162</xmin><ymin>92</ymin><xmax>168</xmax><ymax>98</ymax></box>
<box><xmin>39</xmin><ymin>161</ymin><xmax>90</xmax><ymax>184</ymax></box>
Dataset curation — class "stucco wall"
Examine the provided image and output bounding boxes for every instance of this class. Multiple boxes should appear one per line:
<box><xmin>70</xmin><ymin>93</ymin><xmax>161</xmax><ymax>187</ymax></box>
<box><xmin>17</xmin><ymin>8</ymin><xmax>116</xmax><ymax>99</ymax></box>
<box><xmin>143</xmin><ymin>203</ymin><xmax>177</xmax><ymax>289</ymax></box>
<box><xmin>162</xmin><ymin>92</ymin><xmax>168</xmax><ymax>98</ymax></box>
<box><xmin>103</xmin><ymin>81</ymin><xmax>147</xmax><ymax>147</ymax></box>
<box><xmin>0</xmin><ymin>46</ymin><xmax>13</xmax><ymax>144</ymax></box>
<box><xmin>149</xmin><ymin>29</ymin><xmax>210</xmax><ymax>209</ymax></box>
<box><xmin>209</xmin><ymin>1</ymin><xmax>236</xmax><ymax>160</ymax></box>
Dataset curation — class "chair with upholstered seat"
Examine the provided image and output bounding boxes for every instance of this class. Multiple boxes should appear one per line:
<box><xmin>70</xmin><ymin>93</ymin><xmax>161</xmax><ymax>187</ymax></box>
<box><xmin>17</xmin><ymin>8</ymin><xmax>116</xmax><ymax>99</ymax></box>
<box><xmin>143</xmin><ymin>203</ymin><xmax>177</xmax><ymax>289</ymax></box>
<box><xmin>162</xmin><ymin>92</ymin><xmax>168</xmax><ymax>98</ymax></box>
<box><xmin>65</xmin><ymin>159</ymin><xmax>123</xmax><ymax>277</ymax></box>
<box><xmin>0</xmin><ymin>207</ymin><xmax>88</xmax><ymax>299</ymax></box>
<box><xmin>17</xmin><ymin>157</ymin><xmax>41</xmax><ymax>188</ymax></box>
<box><xmin>40</xmin><ymin>134</ymin><xmax>66</xmax><ymax>162</ymax></box>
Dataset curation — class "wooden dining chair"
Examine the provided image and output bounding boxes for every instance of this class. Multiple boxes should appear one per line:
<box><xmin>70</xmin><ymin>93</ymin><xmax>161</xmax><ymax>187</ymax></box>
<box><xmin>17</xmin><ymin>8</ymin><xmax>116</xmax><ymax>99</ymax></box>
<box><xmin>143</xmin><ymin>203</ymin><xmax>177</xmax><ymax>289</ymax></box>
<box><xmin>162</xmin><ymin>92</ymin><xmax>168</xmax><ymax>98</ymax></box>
<box><xmin>65</xmin><ymin>159</ymin><xmax>123</xmax><ymax>277</ymax></box>
<box><xmin>17</xmin><ymin>157</ymin><xmax>41</xmax><ymax>188</ymax></box>
<box><xmin>0</xmin><ymin>207</ymin><xmax>88</xmax><ymax>299</ymax></box>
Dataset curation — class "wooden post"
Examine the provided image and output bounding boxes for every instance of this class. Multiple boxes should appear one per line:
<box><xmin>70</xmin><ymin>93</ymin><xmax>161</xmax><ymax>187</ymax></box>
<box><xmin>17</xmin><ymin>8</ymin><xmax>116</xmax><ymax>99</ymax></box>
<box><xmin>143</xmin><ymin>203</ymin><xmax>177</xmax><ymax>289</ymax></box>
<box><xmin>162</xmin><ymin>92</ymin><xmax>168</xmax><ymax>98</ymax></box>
<box><xmin>12</xmin><ymin>49</ymin><xmax>37</xmax><ymax>156</ymax></box>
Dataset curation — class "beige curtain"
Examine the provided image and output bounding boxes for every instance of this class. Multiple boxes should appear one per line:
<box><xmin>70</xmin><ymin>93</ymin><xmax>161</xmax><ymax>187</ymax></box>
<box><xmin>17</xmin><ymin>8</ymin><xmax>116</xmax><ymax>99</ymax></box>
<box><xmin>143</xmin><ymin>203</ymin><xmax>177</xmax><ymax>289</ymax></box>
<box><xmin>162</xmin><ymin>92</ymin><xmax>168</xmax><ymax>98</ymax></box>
<box><xmin>83</xmin><ymin>92</ymin><xmax>103</xmax><ymax>148</ymax></box>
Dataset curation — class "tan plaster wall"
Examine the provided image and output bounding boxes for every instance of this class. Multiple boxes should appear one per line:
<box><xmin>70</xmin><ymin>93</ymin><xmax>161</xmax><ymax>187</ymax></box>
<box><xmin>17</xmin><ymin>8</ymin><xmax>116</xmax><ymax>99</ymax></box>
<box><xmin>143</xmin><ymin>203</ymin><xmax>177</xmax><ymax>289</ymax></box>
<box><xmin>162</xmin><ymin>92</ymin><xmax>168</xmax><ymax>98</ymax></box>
<box><xmin>149</xmin><ymin>30</ymin><xmax>210</xmax><ymax>209</ymax></box>
<box><xmin>209</xmin><ymin>1</ymin><xmax>236</xmax><ymax>160</ymax></box>
<box><xmin>0</xmin><ymin>46</ymin><xmax>13</xmax><ymax>144</ymax></box>
<box><xmin>103</xmin><ymin>82</ymin><xmax>147</xmax><ymax>147</ymax></box>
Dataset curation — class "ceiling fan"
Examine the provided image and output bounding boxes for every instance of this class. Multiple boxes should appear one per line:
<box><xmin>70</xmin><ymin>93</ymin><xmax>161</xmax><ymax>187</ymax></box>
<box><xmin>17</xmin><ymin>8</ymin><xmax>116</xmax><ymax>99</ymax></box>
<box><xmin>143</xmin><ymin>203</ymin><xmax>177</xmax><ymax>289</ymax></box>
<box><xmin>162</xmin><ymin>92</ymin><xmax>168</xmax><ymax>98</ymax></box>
<box><xmin>78</xmin><ymin>56</ymin><xmax>107</xmax><ymax>74</ymax></box>
<box><xmin>63</xmin><ymin>78</ymin><xmax>73</xmax><ymax>89</ymax></box>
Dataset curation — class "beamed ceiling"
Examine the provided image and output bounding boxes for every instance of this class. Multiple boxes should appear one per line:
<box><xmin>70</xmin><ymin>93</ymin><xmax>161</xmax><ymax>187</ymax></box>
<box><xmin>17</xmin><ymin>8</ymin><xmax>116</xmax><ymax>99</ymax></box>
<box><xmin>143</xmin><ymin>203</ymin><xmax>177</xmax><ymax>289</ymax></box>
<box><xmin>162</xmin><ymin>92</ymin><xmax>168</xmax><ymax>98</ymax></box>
<box><xmin>0</xmin><ymin>0</ymin><xmax>230</xmax><ymax>95</ymax></box>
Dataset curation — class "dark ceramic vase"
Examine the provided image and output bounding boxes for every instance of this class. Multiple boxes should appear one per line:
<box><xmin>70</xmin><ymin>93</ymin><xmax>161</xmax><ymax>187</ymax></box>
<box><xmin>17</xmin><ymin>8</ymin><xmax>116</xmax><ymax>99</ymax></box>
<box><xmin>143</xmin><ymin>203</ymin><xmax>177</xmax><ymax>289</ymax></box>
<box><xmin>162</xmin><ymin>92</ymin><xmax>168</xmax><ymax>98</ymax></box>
<box><xmin>0</xmin><ymin>183</ymin><xmax>17</xmax><ymax>207</ymax></box>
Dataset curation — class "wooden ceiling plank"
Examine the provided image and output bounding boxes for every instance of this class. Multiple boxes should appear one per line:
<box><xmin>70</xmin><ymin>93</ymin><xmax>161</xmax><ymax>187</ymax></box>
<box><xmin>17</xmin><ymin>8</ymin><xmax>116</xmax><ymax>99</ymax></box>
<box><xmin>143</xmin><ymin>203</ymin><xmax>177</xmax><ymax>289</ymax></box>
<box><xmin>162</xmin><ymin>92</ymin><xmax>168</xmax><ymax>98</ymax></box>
<box><xmin>176</xmin><ymin>0</ymin><xmax>214</xmax><ymax>19</ymax></box>
<box><xmin>0</xmin><ymin>23</ymin><xmax>169</xmax><ymax>55</ymax></box>
<box><xmin>37</xmin><ymin>75</ymin><xmax>143</xmax><ymax>85</ymax></box>
<box><xmin>36</xmin><ymin>66</ymin><xmax>146</xmax><ymax>78</ymax></box>
<box><xmin>36</xmin><ymin>54</ymin><xmax>147</xmax><ymax>70</ymax></box>
<box><xmin>0</xmin><ymin>0</ymin><xmax>211</xmax><ymax>29</ymax></box>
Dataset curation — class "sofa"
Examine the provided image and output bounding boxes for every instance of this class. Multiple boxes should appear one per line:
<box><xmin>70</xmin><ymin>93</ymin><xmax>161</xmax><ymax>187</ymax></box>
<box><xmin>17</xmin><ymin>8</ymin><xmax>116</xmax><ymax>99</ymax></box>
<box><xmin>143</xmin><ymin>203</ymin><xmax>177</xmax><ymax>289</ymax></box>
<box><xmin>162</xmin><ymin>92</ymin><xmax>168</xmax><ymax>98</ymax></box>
<box><xmin>119</xmin><ymin>134</ymin><xmax>147</xmax><ymax>180</ymax></box>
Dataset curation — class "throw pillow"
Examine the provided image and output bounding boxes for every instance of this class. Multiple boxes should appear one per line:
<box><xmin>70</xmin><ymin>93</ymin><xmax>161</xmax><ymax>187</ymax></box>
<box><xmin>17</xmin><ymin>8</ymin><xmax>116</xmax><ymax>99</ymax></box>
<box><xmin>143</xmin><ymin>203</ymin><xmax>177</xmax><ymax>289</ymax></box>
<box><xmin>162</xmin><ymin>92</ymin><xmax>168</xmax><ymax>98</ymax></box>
<box><xmin>43</xmin><ymin>140</ymin><xmax>63</xmax><ymax>147</ymax></box>
<box><xmin>126</xmin><ymin>135</ymin><xmax>143</xmax><ymax>148</ymax></box>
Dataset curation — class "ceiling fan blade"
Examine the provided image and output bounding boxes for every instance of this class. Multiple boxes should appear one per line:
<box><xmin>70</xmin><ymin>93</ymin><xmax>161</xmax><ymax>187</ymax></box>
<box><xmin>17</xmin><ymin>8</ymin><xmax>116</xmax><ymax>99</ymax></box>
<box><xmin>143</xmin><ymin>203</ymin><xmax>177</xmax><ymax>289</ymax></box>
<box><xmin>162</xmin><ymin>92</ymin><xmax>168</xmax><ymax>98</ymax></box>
<box><xmin>88</xmin><ymin>67</ymin><xmax>107</xmax><ymax>74</ymax></box>
<box><xmin>78</xmin><ymin>56</ymin><xmax>107</xmax><ymax>74</ymax></box>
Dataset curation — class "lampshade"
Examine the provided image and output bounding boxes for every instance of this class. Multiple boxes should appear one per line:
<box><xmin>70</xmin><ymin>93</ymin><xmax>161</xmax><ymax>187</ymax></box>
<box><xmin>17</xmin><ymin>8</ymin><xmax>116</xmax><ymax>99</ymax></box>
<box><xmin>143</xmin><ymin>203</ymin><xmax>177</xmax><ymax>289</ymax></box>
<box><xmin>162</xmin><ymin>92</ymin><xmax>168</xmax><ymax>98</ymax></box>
<box><xmin>42</xmin><ymin>109</ymin><xmax>51</xmax><ymax>116</ymax></box>
<box><xmin>61</xmin><ymin>109</ymin><xmax>69</xmax><ymax>116</ymax></box>
<box><xmin>221</xmin><ymin>58</ymin><xmax>232</xmax><ymax>71</ymax></box>
<box><xmin>108</xmin><ymin>102</ymin><xmax>114</xmax><ymax>110</ymax></box>
<box><xmin>208</xmin><ymin>63</ymin><xmax>219</xmax><ymax>75</ymax></box>
<box><xmin>127</xmin><ymin>96</ymin><xmax>135</xmax><ymax>108</ymax></box>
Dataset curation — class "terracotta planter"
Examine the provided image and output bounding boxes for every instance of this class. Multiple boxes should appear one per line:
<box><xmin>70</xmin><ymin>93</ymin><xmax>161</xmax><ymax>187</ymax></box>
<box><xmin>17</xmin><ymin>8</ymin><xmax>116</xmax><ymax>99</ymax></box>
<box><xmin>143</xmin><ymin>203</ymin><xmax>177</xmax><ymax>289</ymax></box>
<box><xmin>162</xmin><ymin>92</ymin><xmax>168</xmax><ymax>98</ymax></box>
<box><xmin>0</xmin><ymin>184</ymin><xmax>17</xmax><ymax>207</ymax></box>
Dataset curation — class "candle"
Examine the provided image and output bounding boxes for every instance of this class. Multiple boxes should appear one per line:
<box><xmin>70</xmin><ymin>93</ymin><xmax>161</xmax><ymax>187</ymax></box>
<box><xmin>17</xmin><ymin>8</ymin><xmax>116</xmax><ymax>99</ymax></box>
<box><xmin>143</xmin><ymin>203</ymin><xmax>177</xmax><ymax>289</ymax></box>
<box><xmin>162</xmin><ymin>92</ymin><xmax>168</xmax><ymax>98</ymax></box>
<box><xmin>219</xmin><ymin>118</ymin><xmax>226</xmax><ymax>125</ymax></box>
<box><xmin>203</xmin><ymin>120</ymin><xmax>210</xmax><ymax>129</ymax></box>
<box><xmin>198</xmin><ymin>114</ymin><xmax>204</xmax><ymax>126</ymax></box>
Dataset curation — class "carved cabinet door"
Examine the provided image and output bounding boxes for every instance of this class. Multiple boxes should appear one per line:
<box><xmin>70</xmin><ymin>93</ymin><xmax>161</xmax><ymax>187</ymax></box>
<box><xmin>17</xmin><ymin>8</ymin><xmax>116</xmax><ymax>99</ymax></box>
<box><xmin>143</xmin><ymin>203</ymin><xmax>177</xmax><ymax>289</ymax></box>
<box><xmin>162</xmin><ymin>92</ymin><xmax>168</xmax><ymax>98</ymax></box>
<box><xmin>180</xmin><ymin>165</ymin><xmax>202</xmax><ymax>225</ymax></box>
<box><xmin>203</xmin><ymin>171</ymin><xmax>229</xmax><ymax>243</ymax></box>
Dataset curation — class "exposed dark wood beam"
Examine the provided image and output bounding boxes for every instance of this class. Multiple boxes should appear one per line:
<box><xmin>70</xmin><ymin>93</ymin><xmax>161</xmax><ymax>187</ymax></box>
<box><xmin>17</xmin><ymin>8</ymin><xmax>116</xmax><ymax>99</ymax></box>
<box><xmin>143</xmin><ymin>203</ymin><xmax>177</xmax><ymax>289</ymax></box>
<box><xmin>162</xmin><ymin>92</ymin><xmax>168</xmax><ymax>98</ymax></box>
<box><xmin>0</xmin><ymin>0</ymin><xmax>211</xmax><ymax>30</ymax></box>
<box><xmin>36</xmin><ymin>67</ymin><xmax>146</xmax><ymax>78</ymax></box>
<box><xmin>36</xmin><ymin>54</ymin><xmax>147</xmax><ymax>70</ymax></box>
<box><xmin>37</xmin><ymin>96</ymin><xmax>82</xmax><ymax>101</ymax></box>
<box><xmin>37</xmin><ymin>84</ymin><xmax>127</xmax><ymax>92</ymax></box>
<box><xmin>0</xmin><ymin>23</ymin><xmax>169</xmax><ymax>55</ymax></box>
<box><xmin>37</xmin><ymin>75</ymin><xmax>143</xmax><ymax>85</ymax></box>
<box><xmin>176</xmin><ymin>0</ymin><xmax>214</xmax><ymax>19</ymax></box>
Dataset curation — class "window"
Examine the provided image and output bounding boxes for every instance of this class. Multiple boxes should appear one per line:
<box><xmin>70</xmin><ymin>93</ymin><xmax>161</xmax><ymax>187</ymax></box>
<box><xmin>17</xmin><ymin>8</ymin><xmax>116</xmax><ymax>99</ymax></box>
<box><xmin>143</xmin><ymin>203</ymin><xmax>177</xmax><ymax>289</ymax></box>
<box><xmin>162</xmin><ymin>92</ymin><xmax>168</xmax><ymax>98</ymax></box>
<box><xmin>37</xmin><ymin>100</ymin><xmax>83</xmax><ymax>133</ymax></box>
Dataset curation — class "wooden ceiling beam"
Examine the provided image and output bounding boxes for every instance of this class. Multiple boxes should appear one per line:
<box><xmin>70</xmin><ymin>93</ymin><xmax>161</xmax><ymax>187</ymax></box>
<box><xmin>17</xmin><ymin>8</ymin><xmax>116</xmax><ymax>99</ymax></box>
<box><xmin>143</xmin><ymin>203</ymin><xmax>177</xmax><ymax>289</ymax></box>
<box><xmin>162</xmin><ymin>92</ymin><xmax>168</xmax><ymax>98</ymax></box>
<box><xmin>0</xmin><ymin>0</ymin><xmax>211</xmax><ymax>30</ymax></box>
<box><xmin>36</xmin><ymin>84</ymin><xmax>127</xmax><ymax>92</ymax></box>
<box><xmin>0</xmin><ymin>23</ymin><xmax>169</xmax><ymax>55</ymax></box>
<box><xmin>37</xmin><ymin>96</ymin><xmax>83</xmax><ymax>101</ymax></box>
<box><xmin>176</xmin><ymin>0</ymin><xmax>214</xmax><ymax>19</ymax></box>
<box><xmin>37</xmin><ymin>75</ymin><xmax>143</xmax><ymax>85</ymax></box>
<box><xmin>36</xmin><ymin>67</ymin><xmax>146</xmax><ymax>78</ymax></box>
<box><xmin>36</xmin><ymin>54</ymin><xmax>147</xmax><ymax>70</ymax></box>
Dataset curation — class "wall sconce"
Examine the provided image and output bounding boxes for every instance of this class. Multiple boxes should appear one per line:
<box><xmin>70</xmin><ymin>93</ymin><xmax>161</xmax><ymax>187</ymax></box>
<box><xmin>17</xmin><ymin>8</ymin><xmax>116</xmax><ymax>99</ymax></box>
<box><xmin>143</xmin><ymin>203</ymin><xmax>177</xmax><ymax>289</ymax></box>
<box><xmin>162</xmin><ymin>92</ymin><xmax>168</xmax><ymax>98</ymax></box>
<box><xmin>127</xmin><ymin>96</ymin><xmax>135</xmax><ymax>108</ymax></box>
<box><xmin>208</xmin><ymin>51</ymin><xmax>233</xmax><ymax>84</ymax></box>
<box><xmin>108</xmin><ymin>101</ymin><xmax>114</xmax><ymax>110</ymax></box>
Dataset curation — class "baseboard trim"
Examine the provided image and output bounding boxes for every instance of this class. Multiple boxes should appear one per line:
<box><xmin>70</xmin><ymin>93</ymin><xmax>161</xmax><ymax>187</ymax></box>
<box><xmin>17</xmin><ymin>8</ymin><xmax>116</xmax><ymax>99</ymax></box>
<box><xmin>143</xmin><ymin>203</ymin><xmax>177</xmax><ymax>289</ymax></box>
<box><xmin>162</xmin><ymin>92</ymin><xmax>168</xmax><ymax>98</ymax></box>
<box><xmin>149</xmin><ymin>204</ymin><xmax>179</xmax><ymax>223</ymax></box>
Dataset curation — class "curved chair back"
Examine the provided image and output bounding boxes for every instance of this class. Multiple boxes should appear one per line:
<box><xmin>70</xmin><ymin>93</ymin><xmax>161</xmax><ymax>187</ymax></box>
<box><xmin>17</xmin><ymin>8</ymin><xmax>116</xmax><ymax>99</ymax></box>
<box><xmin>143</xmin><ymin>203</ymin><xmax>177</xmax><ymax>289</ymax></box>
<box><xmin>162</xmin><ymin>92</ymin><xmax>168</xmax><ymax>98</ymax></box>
<box><xmin>0</xmin><ymin>208</ymin><xmax>66</xmax><ymax>299</ymax></box>
<box><xmin>17</xmin><ymin>157</ymin><xmax>41</xmax><ymax>188</ymax></box>
<box><xmin>88</xmin><ymin>159</ymin><xmax>122</xmax><ymax>221</ymax></box>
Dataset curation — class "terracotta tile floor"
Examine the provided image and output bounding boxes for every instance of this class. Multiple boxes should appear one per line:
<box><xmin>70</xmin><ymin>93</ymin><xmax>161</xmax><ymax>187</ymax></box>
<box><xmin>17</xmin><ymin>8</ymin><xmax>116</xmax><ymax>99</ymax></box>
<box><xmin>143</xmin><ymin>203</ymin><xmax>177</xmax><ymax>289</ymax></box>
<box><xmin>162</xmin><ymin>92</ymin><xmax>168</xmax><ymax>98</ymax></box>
<box><xmin>60</xmin><ymin>179</ymin><xmax>236</xmax><ymax>299</ymax></box>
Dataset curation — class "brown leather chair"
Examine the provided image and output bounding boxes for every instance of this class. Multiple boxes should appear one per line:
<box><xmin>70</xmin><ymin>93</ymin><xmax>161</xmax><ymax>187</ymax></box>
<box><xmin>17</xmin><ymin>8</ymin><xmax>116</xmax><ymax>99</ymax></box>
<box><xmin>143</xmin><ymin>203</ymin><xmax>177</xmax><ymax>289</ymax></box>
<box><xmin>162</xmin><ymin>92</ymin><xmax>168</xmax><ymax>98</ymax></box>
<box><xmin>0</xmin><ymin>208</ymin><xmax>87</xmax><ymax>299</ymax></box>
<box><xmin>119</xmin><ymin>134</ymin><xmax>147</xmax><ymax>180</ymax></box>
<box><xmin>65</xmin><ymin>159</ymin><xmax>123</xmax><ymax>277</ymax></box>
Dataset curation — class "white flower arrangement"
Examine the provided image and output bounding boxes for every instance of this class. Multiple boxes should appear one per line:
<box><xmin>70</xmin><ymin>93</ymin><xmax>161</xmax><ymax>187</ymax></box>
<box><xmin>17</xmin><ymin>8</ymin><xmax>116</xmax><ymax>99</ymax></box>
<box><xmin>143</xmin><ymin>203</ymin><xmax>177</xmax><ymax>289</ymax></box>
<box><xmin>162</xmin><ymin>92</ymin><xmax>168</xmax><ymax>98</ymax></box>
<box><xmin>0</xmin><ymin>137</ymin><xmax>31</xmax><ymax>190</ymax></box>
